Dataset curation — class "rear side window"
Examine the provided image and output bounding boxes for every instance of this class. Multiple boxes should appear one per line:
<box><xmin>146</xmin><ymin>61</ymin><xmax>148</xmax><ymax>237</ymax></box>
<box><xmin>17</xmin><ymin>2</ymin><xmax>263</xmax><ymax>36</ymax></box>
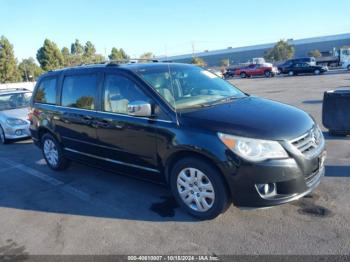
<box><xmin>34</xmin><ymin>78</ymin><xmax>57</xmax><ymax>104</ymax></box>
<box><xmin>61</xmin><ymin>74</ymin><xmax>97</xmax><ymax>110</ymax></box>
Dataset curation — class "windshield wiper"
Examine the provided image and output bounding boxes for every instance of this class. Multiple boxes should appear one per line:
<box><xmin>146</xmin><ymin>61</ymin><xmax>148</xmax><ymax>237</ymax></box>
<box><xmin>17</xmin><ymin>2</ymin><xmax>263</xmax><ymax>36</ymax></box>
<box><xmin>205</xmin><ymin>96</ymin><xmax>242</xmax><ymax>106</ymax></box>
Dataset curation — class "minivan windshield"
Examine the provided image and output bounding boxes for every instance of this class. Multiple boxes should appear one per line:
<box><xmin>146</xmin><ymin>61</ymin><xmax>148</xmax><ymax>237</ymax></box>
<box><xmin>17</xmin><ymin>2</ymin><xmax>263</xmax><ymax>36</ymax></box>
<box><xmin>137</xmin><ymin>64</ymin><xmax>246</xmax><ymax>110</ymax></box>
<box><xmin>0</xmin><ymin>92</ymin><xmax>32</xmax><ymax>111</ymax></box>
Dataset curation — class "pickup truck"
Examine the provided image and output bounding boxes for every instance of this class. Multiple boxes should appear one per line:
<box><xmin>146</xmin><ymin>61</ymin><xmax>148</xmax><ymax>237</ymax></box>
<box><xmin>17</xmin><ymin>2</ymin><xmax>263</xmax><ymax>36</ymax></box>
<box><xmin>235</xmin><ymin>64</ymin><xmax>278</xmax><ymax>78</ymax></box>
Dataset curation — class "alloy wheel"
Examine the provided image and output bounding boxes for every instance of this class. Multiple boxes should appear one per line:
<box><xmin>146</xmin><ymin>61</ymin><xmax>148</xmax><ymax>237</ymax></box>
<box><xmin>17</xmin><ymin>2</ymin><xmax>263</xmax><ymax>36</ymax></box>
<box><xmin>177</xmin><ymin>168</ymin><xmax>215</xmax><ymax>212</ymax></box>
<box><xmin>43</xmin><ymin>139</ymin><xmax>59</xmax><ymax>167</ymax></box>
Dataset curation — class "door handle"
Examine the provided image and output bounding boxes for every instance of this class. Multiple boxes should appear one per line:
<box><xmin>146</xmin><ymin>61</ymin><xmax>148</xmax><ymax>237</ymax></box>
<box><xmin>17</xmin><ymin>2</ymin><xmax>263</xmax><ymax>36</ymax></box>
<box><xmin>82</xmin><ymin>115</ymin><xmax>94</xmax><ymax>121</ymax></box>
<box><xmin>94</xmin><ymin>119</ymin><xmax>110</xmax><ymax>128</ymax></box>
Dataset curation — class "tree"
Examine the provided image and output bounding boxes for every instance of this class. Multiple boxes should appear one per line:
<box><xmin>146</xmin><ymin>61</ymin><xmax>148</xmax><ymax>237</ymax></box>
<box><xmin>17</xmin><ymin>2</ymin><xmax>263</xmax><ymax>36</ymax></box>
<box><xmin>36</xmin><ymin>39</ymin><xmax>64</xmax><ymax>71</ymax></box>
<box><xmin>61</xmin><ymin>47</ymin><xmax>71</xmax><ymax>67</ymax></box>
<box><xmin>0</xmin><ymin>35</ymin><xmax>21</xmax><ymax>83</ymax></box>
<box><xmin>109</xmin><ymin>47</ymin><xmax>129</xmax><ymax>61</ymax></box>
<box><xmin>139</xmin><ymin>52</ymin><xmax>155</xmax><ymax>60</ymax></box>
<box><xmin>82</xmin><ymin>41</ymin><xmax>105</xmax><ymax>64</ymax></box>
<box><xmin>220</xmin><ymin>58</ymin><xmax>230</xmax><ymax>67</ymax></box>
<box><xmin>308</xmin><ymin>49</ymin><xmax>322</xmax><ymax>58</ymax></box>
<box><xmin>191</xmin><ymin>57</ymin><xmax>206</xmax><ymax>67</ymax></box>
<box><xmin>71</xmin><ymin>39</ymin><xmax>84</xmax><ymax>55</ymax></box>
<box><xmin>18</xmin><ymin>57</ymin><xmax>43</xmax><ymax>81</ymax></box>
<box><xmin>84</xmin><ymin>41</ymin><xmax>96</xmax><ymax>59</ymax></box>
<box><xmin>264</xmin><ymin>40</ymin><xmax>294</xmax><ymax>62</ymax></box>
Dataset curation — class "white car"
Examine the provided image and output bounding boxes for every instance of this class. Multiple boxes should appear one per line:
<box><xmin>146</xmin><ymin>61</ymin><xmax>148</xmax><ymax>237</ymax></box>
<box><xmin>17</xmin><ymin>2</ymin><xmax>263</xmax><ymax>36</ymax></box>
<box><xmin>0</xmin><ymin>88</ymin><xmax>32</xmax><ymax>144</ymax></box>
<box><xmin>343</xmin><ymin>60</ymin><xmax>350</xmax><ymax>71</ymax></box>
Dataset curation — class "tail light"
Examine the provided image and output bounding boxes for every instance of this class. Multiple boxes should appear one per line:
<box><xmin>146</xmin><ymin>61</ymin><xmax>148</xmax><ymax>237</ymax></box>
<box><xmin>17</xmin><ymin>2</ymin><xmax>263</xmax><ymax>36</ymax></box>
<box><xmin>28</xmin><ymin>107</ymin><xmax>36</xmax><ymax>123</ymax></box>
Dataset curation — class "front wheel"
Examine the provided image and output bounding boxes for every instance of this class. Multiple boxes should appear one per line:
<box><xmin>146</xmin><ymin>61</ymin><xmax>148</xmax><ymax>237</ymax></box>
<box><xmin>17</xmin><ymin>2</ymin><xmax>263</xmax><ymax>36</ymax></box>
<box><xmin>41</xmin><ymin>133</ymin><xmax>70</xmax><ymax>171</ymax></box>
<box><xmin>264</xmin><ymin>71</ymin><xmax>272</xmax><ymax>78</ymax></box>
<box><xmin>288</xmin><ymin>71</ymin><xmax>294</xmax><ymax>76</ymax></box>
<box><xmin>240</xmin><ymin>72</ymin><xmax>247</xmax><ymax>78</ymax></box>
<box><xmin>170</xmin><ymin>157</ymin><xmax>230</xmax><ymax>219</ymax></box>
<box><xmin>314</xmin><ymin>69</ymin><xmax>321</xmax><ymax>75</ymax></box>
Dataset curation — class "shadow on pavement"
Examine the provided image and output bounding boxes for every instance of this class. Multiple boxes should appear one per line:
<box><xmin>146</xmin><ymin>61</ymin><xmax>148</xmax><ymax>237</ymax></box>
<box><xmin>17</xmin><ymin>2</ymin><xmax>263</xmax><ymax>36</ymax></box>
<box><xmin>0</xmin><ymin>144</ymin><xmax>195</xmax><ymax>222</ymax></box>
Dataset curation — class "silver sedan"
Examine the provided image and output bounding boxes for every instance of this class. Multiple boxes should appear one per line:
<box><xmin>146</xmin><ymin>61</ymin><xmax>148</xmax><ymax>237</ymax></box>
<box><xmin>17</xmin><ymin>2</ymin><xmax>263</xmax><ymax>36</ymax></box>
<box><xmin>0</xmin><ymin>89</ymin><xmax>32</xmax><ymax>144</ymax></box>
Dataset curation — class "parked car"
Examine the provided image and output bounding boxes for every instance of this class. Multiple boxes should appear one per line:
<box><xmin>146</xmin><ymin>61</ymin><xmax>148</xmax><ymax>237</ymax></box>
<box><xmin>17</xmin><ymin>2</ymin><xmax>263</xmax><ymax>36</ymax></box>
<box><xmin>223</xmin><ymin>67</ymin><xmax>237</xmax><ymax>79</ymax></box>
<box><xmin>278</xmin><ymin>57</ymin><xmax>316</xmax><ymax>73</ymax></box>
<box><xmin>30</xmin><ymin>62</ymin><xmax>326</xmax><ymax>219</ymax></box>
<box><xmin>282</xmin><ymin>62</ymin><xmax>328</xmax><ymax>76</ymax></box>
<box><xmin>235</xmin><ymin>64</ymin><xmax>278</xmax><ymax>78</ymax></box>
<box><xmin>342</xmin><ymin>60</ymin><xmax>350</xmax><ymax>71</ymax></box>
<box><xmin>0</xmin><ymin>88</ymin><xmax>32</xmax><ymax>144</ymax></box>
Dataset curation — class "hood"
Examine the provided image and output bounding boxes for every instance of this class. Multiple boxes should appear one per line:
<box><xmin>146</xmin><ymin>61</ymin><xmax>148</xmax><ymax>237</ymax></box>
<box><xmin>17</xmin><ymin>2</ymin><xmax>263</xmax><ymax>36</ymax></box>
<box><xmin>180</xmin><ymin>96</ymin><xmax>315</xmax><ymax>140</ymax></box>
<box><xmin>1</xmin><ymin>107</ymin><xmax>30</xmax><ymax>121</ymax></box>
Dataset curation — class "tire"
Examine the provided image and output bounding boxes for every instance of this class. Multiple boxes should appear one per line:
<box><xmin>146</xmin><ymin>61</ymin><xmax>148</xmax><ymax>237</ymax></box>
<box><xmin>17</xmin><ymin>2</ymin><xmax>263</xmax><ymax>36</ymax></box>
<box><xmin>41</xmin><ymin>133</ymin><xmax>70</xmax><ymax>171</ymax></box>
<box><xmin>347</xmin><ymin>65</ymin><xmax>350</xmax><ymax>71</ymax></box>
<box><xmin>264</xmin><ymin>71</ymin><xmax>271</xmax><ymax>78</ymax></box>
<box><xmin>170</xmin><ymin>157</ymin><xmax>230</xmax><ymax>220</ymax></box>
<box><xmin>240</xmin><ymin>72</ymin><xmax>247</xmax><ymax>78</ymax></box>
<box><xmin>0</xmin><ymin>125</ymin><xmax>7</xmax><ymax>144</ymax></box>
<box><xmin>314</xmin><ymin>69</ymin><xmax>321</xmax><ymax>75</ymax></box>
<box><xmin>288</xmin><ymin>71</ymin><xmax>294</xmax><ymax>76</ymax></box>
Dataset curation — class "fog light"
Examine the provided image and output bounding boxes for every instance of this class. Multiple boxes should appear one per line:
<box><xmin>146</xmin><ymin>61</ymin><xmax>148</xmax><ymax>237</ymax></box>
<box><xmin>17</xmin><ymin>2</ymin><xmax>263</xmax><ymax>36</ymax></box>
<box><xmin>256</xmin><ymin>183</ymin><xmax>276</xmax><ymax>196</ymax></box>
<box><xmin>15</xmin><ymin>129</ymin><xmax>23</xmax><ymax>136</ymax></box>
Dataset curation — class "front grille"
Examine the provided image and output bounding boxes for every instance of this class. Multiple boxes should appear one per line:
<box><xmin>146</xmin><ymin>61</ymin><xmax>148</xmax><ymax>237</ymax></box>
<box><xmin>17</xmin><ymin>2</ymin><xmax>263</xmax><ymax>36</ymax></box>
<box><xmin>305</xmin><ymin>168</ymin><xmax>322</xmax><ymax>187</ymax></box>
<box><xmin>289</xmin><ymin>127</ymin><xmax>323</xmax><ymax>158</ymax></box>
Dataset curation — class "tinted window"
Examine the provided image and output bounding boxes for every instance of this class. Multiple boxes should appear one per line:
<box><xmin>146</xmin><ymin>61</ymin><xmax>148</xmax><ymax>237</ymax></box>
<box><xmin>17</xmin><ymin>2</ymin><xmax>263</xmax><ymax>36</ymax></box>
<box><xmin>103</xmin><ymin>74</ymin><xmax>149</xmax><ymax>114</ymax></box>
<box><xmin>34</xmin><ymin>78</ymin><xmax>57</xmax><ymax>104</ymax></box>
<box><xmin>0</xmin><ymin>92</ymin><xmax>32</xmax><ymax>111</ymax></box>
<box><xmin>61</xmin><ymin>74</ymin><xmax>97</xmax><ymax>110</ymax></box>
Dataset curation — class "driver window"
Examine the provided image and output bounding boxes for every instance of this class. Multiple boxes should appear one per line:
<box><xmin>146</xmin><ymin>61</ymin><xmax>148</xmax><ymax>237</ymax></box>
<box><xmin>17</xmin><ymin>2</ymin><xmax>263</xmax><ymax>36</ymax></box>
<box><xmin>103</xmin><ymin>74</ymin><xmax>149</xmax><ymax>114</ymax></box>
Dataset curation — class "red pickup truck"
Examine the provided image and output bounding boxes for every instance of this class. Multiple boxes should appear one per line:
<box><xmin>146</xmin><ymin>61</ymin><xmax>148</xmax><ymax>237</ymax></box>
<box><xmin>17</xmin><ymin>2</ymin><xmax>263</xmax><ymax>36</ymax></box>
<box><xmin>235</xmin><ymin>63</ymin><xmax>278</xmax><ymax>78</ymax></box>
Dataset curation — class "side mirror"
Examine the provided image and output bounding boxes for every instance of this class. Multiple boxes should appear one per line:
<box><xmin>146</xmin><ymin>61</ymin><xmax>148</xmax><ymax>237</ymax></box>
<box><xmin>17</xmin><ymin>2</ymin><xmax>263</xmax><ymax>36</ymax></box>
<box><xmin>127</xmin><ymin>101</ymin><xmax>152</xmax><ymax>117</ymax></box>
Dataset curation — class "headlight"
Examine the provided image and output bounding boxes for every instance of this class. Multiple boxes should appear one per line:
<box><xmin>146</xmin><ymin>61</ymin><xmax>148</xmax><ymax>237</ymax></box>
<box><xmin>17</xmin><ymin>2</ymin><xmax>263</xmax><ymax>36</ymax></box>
<box><xmin>6</xmin><ymin>118</ymin><xmax>27</xmax><ymax>126</ymax></box>
<box><xmin>218</xmin><ymin>133</ymin><xmax>288</xmax><ymax>162</ymax></box>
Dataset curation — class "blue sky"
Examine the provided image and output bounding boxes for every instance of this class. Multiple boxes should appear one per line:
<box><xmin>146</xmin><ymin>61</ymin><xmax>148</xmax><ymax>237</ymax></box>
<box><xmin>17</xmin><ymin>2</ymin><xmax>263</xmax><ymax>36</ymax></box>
<box><xmin>1</xmin><ymin>0</ymin><xmax>349</xmax><ymax>61</ymax></box>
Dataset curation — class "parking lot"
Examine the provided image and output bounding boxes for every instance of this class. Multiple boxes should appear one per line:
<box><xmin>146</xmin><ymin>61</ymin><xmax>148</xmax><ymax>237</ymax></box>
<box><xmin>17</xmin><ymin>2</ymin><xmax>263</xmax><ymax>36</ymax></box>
<box><xmin>0</xmin><ymin>72</ymin><xmax>349</xmax><ymax>256</ymax></box>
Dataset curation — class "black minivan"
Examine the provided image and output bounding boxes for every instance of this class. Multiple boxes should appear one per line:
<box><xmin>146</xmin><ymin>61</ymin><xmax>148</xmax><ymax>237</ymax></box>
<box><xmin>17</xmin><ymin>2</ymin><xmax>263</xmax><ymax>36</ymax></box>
<box><xmin>30</xmin><ymin>62</ymin><xmax>326</xmax><ymax>219</ymax></box>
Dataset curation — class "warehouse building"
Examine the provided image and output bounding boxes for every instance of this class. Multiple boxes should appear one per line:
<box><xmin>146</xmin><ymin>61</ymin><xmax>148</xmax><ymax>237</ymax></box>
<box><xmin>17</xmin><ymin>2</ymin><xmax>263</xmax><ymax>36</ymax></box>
<box><xmin>162</xmin><ymin>33</ymin><xmax>350</xmax><ymax>66</ymax></box>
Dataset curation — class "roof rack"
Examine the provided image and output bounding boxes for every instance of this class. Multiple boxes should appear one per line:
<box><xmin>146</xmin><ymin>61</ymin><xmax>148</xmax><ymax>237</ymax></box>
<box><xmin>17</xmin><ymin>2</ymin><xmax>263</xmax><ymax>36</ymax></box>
<box><xmin>106</xmin><ymin>58</ymin><xmax>159</xmax><ymax>66</ymax></box>
<box><xmin>49</xmin><ymin>58</ymin><xmax>167</xmax><ymax>72</ymax></box>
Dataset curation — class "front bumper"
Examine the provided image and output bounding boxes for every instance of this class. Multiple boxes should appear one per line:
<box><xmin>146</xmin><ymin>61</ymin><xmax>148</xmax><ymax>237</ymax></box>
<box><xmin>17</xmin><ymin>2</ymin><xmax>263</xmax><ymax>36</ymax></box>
<box><xmin>3</xmin><ymin>124</ymin><xmax>31</xmax><ymax>140</ymax></box>
<box><xmin>223</xmin><ymin>150</ymin><xmax>326</xmax><ymax>208</ymax></box>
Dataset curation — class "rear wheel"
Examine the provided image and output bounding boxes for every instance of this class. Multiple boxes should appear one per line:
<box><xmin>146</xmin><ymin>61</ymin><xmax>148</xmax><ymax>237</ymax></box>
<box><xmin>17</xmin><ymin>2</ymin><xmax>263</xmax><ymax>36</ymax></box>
<box><xmin>314</xmin><ymin>69</ymin><xmax>321</xmax><ymax>75</ymax></box>
<box><xmin>288</xmin><ymin>71</ymin><xmax>294</xmax><ymax>76</ymax></box>
<box><xmin>41</xmin><ymin>133</ymin><xmax>70</xmax><ymax>171</ymax></box>
<box><xmin>0</xmin><ymin>125</ymin><xmax>7</xmax><ymax>144</ymax></box>
<box><xmin>240</xmin><ymin>72</ymin><xmax>247</xmax><ymax>78</ymax></box>
<box><xmin>170</xmin><ymin>157</ymin><xmax>230</xmax><ymax>220</ymax></box>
